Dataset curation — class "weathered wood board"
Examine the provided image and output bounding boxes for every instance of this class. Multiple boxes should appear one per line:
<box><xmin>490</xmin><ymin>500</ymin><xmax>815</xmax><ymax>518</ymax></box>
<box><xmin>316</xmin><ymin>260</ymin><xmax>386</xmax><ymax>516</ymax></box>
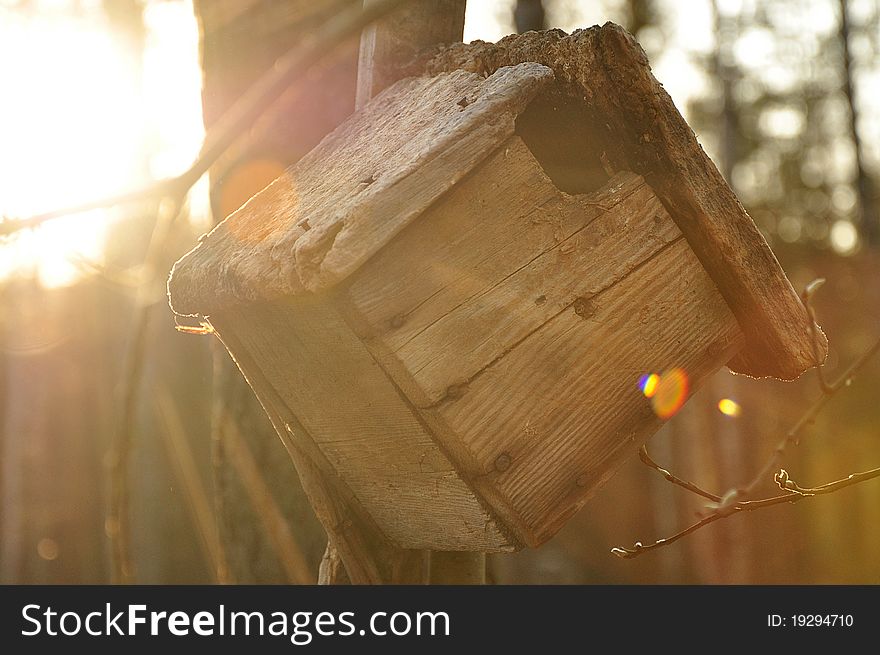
<box><xmin>170</xmin><ymin>63</ymin><xmax>555</xmax><ymax>314</ymax></box>
<box><xmin>344</xmin><ymin>137</ymin><xmax>681</xmax><ymax>405</ymax></box>
<box><xmin>211</xmin><ymin>297</ymin><xmax>515</xmax><ymax>552</ymax></box>
<box><xmin>341</xmin><ymin>136</ymin><xmax>744</xmax><ymax>546</ymax></box>
<box><xmin>428</xmin><ymin>237</ymin><xmax>743</xmax><ymax>545</ymax></box>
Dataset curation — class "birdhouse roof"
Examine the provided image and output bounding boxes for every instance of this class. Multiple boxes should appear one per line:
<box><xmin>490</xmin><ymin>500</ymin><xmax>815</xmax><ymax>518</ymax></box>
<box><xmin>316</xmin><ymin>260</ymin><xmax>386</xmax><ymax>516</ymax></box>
<box><xmin>169</xmin><ymin>23</ymin><xmax>825</xmax><ymax>381</ymax></box>
<box><xmin>169</xmin><ymin>62</ymin><xmax>554</xmax><ymax>309</ymax></box>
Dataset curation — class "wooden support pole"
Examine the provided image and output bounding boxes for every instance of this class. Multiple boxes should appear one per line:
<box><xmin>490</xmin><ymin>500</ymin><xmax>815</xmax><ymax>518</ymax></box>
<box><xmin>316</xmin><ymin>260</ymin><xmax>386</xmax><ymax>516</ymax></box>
<box><xmin>315</xmin><ymin>0</ymin><xmax>481</xmax><ymax>585</ymax></box>
<box><xmin>356</xmin><ymin>0</ymin><xmax>467</xmax><ymax>110</ymax></box>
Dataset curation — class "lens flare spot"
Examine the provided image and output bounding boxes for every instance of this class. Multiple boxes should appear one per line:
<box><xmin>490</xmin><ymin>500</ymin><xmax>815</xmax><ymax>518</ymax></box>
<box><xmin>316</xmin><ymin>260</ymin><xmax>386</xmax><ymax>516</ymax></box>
<box><xmin>37</xmin><ymin>538</ymin><xmax>59</xmax><ymax>561</ymax></box>
<box><xmin>717</xmin><ymin>398</ymin><xmax>742</xmax><ymax>417</ymax></box>
<box><xmin>650</xmin><ymin>368</ymin><xmax>689</xmax><ymax>419</ymax></box>
<box><xmin>639</xmin><ymin>373</ymin><xmax>660</xmax><ymax>398</ymax></box>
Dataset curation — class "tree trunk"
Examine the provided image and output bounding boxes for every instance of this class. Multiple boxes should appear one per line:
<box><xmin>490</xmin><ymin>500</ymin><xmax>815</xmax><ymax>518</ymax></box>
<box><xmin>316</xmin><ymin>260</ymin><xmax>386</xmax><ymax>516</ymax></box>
<box><xmin>838</xmin><ymin>0</ymin><xmax>879</xmax><ymax>246</ymax></box>
<box><xmin>194</xmin><ymin>0</ymin><xmax>358</xmax><ymax>583</ymax></box>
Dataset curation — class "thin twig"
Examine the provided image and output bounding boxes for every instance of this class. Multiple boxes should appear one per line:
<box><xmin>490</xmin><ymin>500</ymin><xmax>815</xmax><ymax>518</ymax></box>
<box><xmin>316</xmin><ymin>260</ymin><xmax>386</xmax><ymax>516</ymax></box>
<box><xmin>727</xmin><ymin>332</ymin><xmax>880</xmax><ymax>508</ymax></box>
<box><xmin>639</xmin><ymin>446</ymin><xmax>721</xmax><ymax>502</ymax></box>
<box><xmin>612</xmin><ymin>465</ymin><xmax>880</xmax><ymax>559</ymax></box>
<box><xmin>774</xmin><ymin>467</ymin><xmax>880</xmax><ymax>496</ymax></box>
<box><xmin>614</xmin><ymin>279</ymin><xmax>880</xmax><ymax>559</ymax></box>
<box><xmin>0</xmin><ymin>0</ymin><xmax>410</xmax><ymax>239</ymax></box>
<box><xmin>0</xmin><ymin>182</ymin><xmax>175</xmax><ymax>237</ymax></box>
<box><xmin>719</xmin><ymin>279</ymin><xmax>880</xmax><ymax>509</ymax></box>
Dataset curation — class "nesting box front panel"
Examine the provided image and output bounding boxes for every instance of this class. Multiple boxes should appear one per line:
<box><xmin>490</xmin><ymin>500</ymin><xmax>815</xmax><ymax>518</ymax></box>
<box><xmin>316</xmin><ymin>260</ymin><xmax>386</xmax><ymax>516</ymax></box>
<box><xmin>342</xmin><ymin>136</ymin><xmax>745</xmax><ymax>546</ymax></box>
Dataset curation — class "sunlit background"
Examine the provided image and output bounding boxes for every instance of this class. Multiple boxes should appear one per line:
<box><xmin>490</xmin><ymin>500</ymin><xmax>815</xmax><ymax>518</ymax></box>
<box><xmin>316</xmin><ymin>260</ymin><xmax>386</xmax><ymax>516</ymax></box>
<box><xmin>1</xmin><ymin>0</ymin><xmax>879</xmax><ymax>584</ymax></box>
<box><xmin>0</xmin><ymin>0</ymin><xmax>207</xmax><ymax>287</ymax></box>
<box><xmin>3</xmin><ymin>0</ymin><xmax>878</xmax><ymax>288</ymax></box>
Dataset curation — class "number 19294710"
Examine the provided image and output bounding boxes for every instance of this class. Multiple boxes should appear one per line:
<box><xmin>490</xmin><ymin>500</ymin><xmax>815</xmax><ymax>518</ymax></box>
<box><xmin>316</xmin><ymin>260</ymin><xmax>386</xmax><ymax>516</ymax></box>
<box><xmin>768</xmin><ymin>614</ymin><xmax>854</xmax><ymax>627</ymax></box>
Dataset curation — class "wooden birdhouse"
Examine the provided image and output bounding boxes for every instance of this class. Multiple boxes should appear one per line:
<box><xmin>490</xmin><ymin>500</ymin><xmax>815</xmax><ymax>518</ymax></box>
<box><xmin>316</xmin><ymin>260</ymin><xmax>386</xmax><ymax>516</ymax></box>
<box><xmin>168</xmin><ymin>25</ymin><xmax>825</xmax><ymax>556</ymax></box>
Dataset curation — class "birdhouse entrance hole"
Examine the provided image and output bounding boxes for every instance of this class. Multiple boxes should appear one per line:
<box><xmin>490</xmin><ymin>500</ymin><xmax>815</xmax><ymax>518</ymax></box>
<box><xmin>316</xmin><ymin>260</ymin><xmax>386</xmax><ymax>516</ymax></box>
<box><xmin>514</xmin><ymin>88</ymin><xmax>611</xmax><ymax>195</ymax></box>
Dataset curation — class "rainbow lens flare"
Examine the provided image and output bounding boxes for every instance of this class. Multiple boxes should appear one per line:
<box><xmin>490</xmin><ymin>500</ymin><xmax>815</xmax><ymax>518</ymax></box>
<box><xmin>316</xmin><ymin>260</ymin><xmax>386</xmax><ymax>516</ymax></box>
<box><xmin>717</xmin><ymin>398</ymin><xmax>742</xmax><ymax>417</ymax></box>
<box><xmin>639</xmin><ymin>373</ymin><xmax>660</xmax><ymax>398</ymax></box>
<box><xmin>641</xmin><ymin>368</ymin><xmax>690</xmax><ymax>419</ymax></box>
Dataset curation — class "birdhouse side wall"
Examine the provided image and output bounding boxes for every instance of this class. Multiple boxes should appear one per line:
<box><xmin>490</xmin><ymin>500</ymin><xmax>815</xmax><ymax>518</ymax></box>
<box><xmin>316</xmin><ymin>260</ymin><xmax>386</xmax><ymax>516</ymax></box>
<box><xmin>208</xmin><ymin>297</ymin><xmax>517</xmax><ymax>552</ymax></box>
<box><xmin>340</xmin><ymin>136</ymin><xmax>746</xmax><ymax>547</ymax></box>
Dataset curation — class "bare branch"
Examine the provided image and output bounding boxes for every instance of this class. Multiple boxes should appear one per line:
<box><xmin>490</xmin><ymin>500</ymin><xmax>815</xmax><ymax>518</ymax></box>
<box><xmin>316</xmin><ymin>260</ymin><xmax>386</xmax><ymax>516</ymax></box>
<box><xmin>728</xmin><ymin>333</ymin><xmax>880</xmax><ymax>508</ymax></box>
<box><xmin>720</xmin><ymin>279</ymin><xmax>880</xmax><ymax>508</ymax></box>
<box><xmin>614</xmin><ymin>278</ymin><xmax>880</xmax><ymax>559</ymax></box>
<box><xmin>611</xmin><ymin>511</ymin><xmax>726</xmax><ymax>559</ymax></box>
<box><xmin>639</xmin><ymin>445</ymin><xmax>721</xmax><ymax>502</ymax></box>
<box><xmin>802</xmin><ymin>278</ymin><xmax>832</xmax><ymax>394</ymax></box>
<box><xmin>775</xmin><ymin>467</ymin><xmax>880</xmax><ymax>496</ymax></box>
<box><xmin>613</xmin><ymin>465</ymin><xmax>880</xmax><ymax>559</ymax></box>
<box><xmin>0</xmin><ymin>182</ymin><xmax>175</xmax><ymax>237</ymax></box>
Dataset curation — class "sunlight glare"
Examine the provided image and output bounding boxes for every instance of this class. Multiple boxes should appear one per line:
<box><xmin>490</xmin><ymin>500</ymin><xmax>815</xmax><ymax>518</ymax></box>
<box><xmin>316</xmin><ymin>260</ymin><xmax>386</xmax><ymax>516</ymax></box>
<box><xmin>0</xmin><ymin>8</ymin><xmax>138</xmax><ymax>286</ymax></box>
<box><xmin>0</xmin><ymin>1</ymin><xmax>205</xmax><ymax>288</ymax></box>
<box><xmin>717</xmin><ymin>398</ymin><xmax>742</xmax><ymax>417</ymax></box>
<box><xmin>639</xmin><ymin>373</ymin><xmax>660</xmax><ymax>398</ymax></box>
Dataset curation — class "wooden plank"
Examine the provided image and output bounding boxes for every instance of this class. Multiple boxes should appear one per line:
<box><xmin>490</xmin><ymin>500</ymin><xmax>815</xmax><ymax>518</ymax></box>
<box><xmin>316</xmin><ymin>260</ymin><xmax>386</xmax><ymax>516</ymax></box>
<box><xmin>344</xmin><ymin>138</ymin><xmax>642</xmax><ymax>349</ymax></box>
<box><xmin>414</xmin><ymin>25</ymin><xmax>826</xmax><ymax>381</ymax></box>
<box><xmin>355</xmin><ymin>0</ymin><xmax>469</xmax><ymax>584</ymax></box>
<box><xmin>214</xmin><ymin>298</ymin><xmax>515</xmax><ymax>552</ymax></box>
<box><xmin>345</xmin><ymin>138</ymin><xmax>682</xmax><ymax>404</ymax></box>
<box><xmin>169</xmin><ymin>62</ymin><xmax>554</xmax><ymax>316</ymax></box>
<box><xmin>423</xmin><ymin>238</ymin><xmax>744</xmax><ymax>546</ymax></box>
<box><xmin>189</xmin><ymin>320</ymin><xmax>388</xmax><ymax>583</ymax></box>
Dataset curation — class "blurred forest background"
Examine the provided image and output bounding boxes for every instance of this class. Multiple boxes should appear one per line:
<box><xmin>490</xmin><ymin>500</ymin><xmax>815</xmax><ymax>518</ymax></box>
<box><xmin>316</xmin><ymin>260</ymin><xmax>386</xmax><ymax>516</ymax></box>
<box><xmin>1</xmin><ymin>0</ymin><xmax>879</xmax><ymax>584</ymax></box>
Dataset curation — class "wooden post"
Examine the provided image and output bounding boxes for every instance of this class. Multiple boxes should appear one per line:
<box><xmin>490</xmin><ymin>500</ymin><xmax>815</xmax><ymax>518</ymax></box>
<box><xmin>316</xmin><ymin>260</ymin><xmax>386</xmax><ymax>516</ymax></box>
<box><xmin>356</xmin><ymin>0</ymin><xmax>466</xmax><ymax>110</ymax></box>
<box><xmin>318</xmin><ymin>0</ymin><xmax>483</xmax><ymax>585</ymax></box>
